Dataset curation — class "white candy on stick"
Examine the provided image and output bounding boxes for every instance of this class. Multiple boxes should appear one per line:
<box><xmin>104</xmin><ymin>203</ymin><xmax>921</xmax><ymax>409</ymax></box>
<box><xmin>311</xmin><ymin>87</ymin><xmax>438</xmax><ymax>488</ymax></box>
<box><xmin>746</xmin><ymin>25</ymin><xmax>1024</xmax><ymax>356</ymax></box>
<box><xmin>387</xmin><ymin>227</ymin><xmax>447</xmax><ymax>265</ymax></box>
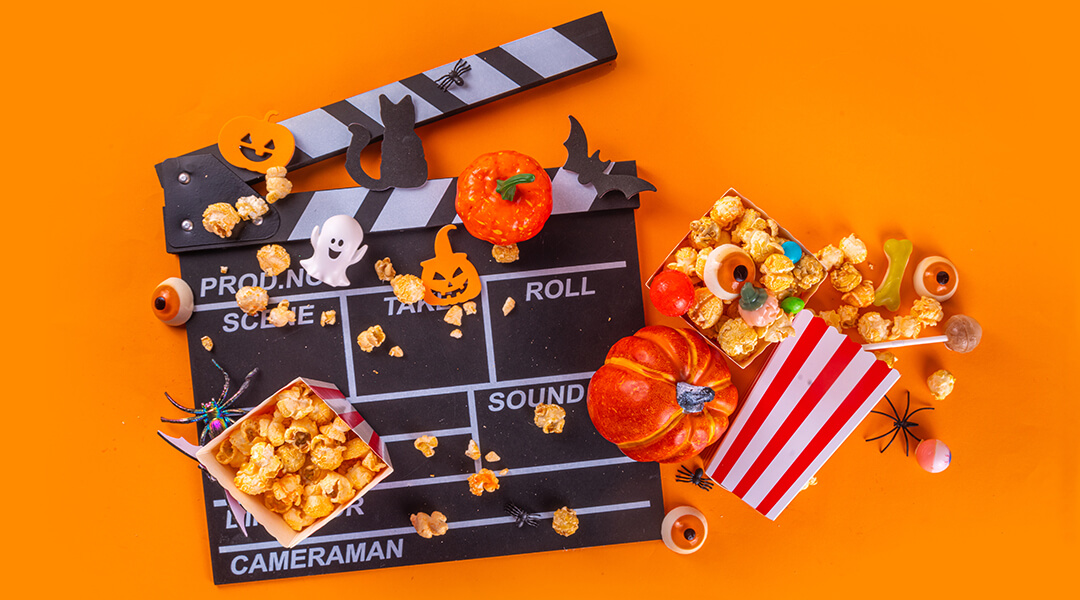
<box><xmin>862</xmin><ymin>315</ymin><xmax>981</xmax><ymax>353</ymax></box>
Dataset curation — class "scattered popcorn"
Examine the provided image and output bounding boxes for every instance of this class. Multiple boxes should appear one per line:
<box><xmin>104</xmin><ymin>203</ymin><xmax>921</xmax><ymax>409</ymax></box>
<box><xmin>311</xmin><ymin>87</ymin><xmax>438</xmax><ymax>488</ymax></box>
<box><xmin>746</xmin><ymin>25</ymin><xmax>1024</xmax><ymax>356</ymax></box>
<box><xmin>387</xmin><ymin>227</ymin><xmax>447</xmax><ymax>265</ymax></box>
<box><xmin>267</xmin><ymin>300</ymin><xmax>296</xmax><ymax>327</ymax></box>
<box><xmin>792</xmin><ymin>255</ymin><xmax>826</xmax><ymax>289</ymax></box>
<box><xmin>203</xmin><ymin>202</ymin><xmax>242</xmax><ymax>238</ymax></box>
<box><xmin>375</xmin><ymin>258</ymin><xmax>396</xmax><ymax>282</ymax></box>
<box><xmin>235</xmin><ymin>195</ymin><xmax>269</xmax><ymax>221</ymax></box>
<box><xmin>391</xmin><ymin>274</ymin><xmax>424</xmax><ymax>304</ymax></box>
<box><xmin>830</xmin><ymin>262</ymin><xmax>863</xmax><ymax>293</ymax></box>
<box><xmin>502</xmin><ymin>297</ymin><xmax>516</xmax><ymax>316</ymax></box>
<box><xmin>200</xmin><ymin>336</ymin><xmax>213</xmax><ymax>351</ymax></box>
<box><xmin>552</xmin><ymin>506</ymin><xmax>579</xmax><ymax>537</ymax></box>
<box><xmin>463</xmin><ymin>301</ymin><xmax>477</xmax><ymax>315</ymax></box>
<box><xmin>876</xmin><ymin>351</ymin><xmax>899</xmax><ymax>368</ymax></box>
<box><xmin>467</xmin><ymin>468</ymin><xmax>500</xmax><ymax>496</ymax></box>
<box><xmin>256</xmin><ymin>244</ymin><xmax>291</xmax><ymax>277</ymax></box>
<box><xmin>356</xmin><ymin>325</ymin><xmax>386</xmax><ymax>352</ymax></box>
<box><xmin>388</xmin><ymin>346</ymin><xmax>404</xmax><ymax>358</ymax></box>
<box><xmin>465</xmin><ymin>439</ymin><xmax>481</xmax><ymax>460</ymax></box>
<box><xmin>927</xmin><ymin>370</ymin><xmax>956</xmax><ymax>401</ymax></box>
<box><xmin>889</xmin><ymin>315</ymin><xmax>922</xmax><ymax>340</ymax></box>
<box><xmin>235</xmin><ymin>286</ymin><xmax>269</xmax><ymax>316</ymax></box>
<box><xmin>414</xmin><ymin>435</ymin><xmax>438</xmax><ymax>458</ymax></box>
<box><xmin>534</xmin><ymin>403</ymin><xmax>566</xmax><ymax>434</ymax></box>
<box><xmin>444</xmin><ymin>305</ymin><xmax>463</xmax><ymax>326</ymax></box>
<box><xmin>839</xmin><ymin>234</ymin><xmax>868</xmax><ymax>264</ymax></box>
<box><xmin>717</xmin><ymin>318</ymin><xmax>758</xmax><ymax>361</ymax></box>
<box><xmin>499</xmin><ymin>468</ymin><xmax>509</xmax><ymax>476</ymax></box>
<box><xmin>709</xmin><ymin>195</ymin><xmax>745</xmax><ymax>229</ymax></box>
<box><xmin>492</xmin><ymin>243</ymin><xmax>519</xmax><ymax>263</ymax></box>
<box><xmin>265</xmin><ymin>166</ymin><xmax>293</xmax><ymax>203</ymax></box>
<box><xmin>320</xmin><ymin>310</ymin><xmax>337</xmax><ymax>327</ymax></box>
<box><xmin>220</xmin><ymin>266</ymin><xmax>229</xmax><ymax>274</ymax></box>
<box><xmin>799</xmin><ymin>476</ymin><xmax>818</xmax><ymax>491</ymax></box>
<box><xmin>450</xmin><ymin>329</ymin><xmax>463</xmax><ymax>339</ymax></box>
<box><xmin>857</xmin><ymin>311</ymin><xmax>891</xmax><ymax>344</ymax></box>
<box><xmin>410</xmin><ymin>511</ymin><xmax>449</xmax><ymax>538</ymax></box>
<box><xmin>841</xmin><ymin>280</ymin><xmax>876</xmax><ymax>308</ymax></box>
<box><xmin>911</xmin><ymin>296</ymin><xmax>944</xmax><ymax>327</ymax></box>
<box><xmin>484</xmin><ymin>451</ymin><xmax>500</xmax><ymax>462</ymax></box>
<box><xmin>816</xmin><ymin>245</ymin><xmax>844</xmax><ymax>271</ymax></box>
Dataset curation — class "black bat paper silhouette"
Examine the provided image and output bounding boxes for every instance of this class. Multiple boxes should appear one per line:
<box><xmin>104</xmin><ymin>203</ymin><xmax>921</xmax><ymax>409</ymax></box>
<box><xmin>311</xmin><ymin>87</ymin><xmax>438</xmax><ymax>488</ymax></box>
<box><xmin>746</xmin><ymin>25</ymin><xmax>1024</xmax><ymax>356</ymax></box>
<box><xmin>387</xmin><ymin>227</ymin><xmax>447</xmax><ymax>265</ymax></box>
<box><xmin>562</xmin><ymin>115</ymin><xmax>656</xmax><ymax>199</ymax></box>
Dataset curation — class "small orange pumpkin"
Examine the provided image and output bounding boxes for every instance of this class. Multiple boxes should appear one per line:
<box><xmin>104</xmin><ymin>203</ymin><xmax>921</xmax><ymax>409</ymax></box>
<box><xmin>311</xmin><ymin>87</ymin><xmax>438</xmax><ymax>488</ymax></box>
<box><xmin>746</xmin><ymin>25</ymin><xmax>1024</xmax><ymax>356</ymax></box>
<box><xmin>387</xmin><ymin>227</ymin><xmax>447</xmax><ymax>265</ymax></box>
<box><xmin>217</xmin><ymin>111</ymin><xmax>295</xmax><ymax>174</ymax></box>
<box><xmin>587</xmin><ymin>326</ymin><xmax>739</xmax><ymax>463</ymax></box>
<box><xmin>421</xmin><ymin>225</ymin><xmax>481</xmax><ymax>305</ymax></box>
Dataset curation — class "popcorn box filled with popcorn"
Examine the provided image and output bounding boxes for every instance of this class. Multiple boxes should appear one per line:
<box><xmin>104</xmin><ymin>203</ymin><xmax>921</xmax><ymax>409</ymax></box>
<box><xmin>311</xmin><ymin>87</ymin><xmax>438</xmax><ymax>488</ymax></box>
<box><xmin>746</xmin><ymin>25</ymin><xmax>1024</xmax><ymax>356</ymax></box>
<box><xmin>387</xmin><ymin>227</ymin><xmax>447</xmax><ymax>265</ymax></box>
<box><xmin>646</xmin><ymin>189</ymin><xmax>826</xmax><ymax>368</ymax></box>
<box><xmin>195</xmin><ymin>378</ymin><xmax>393</xmax><ymax>548</ymax></box>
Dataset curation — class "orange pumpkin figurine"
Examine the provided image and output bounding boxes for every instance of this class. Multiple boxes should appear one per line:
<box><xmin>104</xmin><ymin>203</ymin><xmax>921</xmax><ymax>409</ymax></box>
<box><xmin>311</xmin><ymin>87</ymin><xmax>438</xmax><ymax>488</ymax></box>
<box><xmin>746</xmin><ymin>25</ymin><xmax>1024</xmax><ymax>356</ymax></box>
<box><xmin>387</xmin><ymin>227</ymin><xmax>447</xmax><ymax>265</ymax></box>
<box><xmin>587</xmin><ymin>326</ymin><xmax>739</xmax><ymax>463</ymax></box>
<box><xmin>455</xmin><ymin>150</ymin><xmax>553</xmax><ymax>245</ymax></box>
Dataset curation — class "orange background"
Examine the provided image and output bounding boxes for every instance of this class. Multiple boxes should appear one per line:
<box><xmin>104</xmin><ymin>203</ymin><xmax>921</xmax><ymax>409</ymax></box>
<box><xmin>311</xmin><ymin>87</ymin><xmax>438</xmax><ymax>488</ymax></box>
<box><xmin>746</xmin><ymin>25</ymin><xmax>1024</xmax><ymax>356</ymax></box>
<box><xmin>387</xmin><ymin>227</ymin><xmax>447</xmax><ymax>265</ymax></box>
<box><xmin>4</xmin><ymin>1</ymin><xmax>1077</xmax><ymax>597</ymax></box>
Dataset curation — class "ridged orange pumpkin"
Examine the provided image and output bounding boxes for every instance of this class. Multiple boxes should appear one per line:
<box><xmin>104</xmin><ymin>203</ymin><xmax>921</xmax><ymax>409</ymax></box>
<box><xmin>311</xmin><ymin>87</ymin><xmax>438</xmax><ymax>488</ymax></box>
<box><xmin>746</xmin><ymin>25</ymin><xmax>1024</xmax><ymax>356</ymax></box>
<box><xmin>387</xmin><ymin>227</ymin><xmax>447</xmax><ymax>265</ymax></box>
<box><xmin>587</xmin><ymin>326</ymin><xmax>739</xmax><ymax>463</ymax></box>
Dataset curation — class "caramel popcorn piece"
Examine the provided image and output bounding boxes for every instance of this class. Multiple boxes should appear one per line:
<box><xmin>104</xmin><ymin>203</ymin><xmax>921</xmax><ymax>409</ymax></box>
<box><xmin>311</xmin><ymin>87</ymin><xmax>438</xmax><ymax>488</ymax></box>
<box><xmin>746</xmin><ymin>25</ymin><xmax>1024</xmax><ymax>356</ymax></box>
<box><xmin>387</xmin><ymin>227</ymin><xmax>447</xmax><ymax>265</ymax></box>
<box><xmin>839</xmin><ymin>234</ymin><xmax>868</xmax><ymax>264</ymax></box>
<box><xmin>450</xmin><ymin>328</ymin><xmax>463</xmax><ymax>339</ymax></box>
<box><xmin>465</xmin><ymin>439</ymin><xmax>481</xmax><ymax>460</ymax></box>
<box><xmin>502</xmin><ymin>297</ymin><xmax>515</xmax><ymax>316</ymax></box>
<box><xmin>463</xmin><ymin>301</ymin><xmax>477</xmax><ymax>315</ymax></box>
<box><xmin>267</xmin><ymin>300</ymin><xmax>296</xmax><ymax>327</ymax></box>
<box><xmin>876</xmin><ymin>351</ymin><xmax>899</xmax><ymax>368</ymax></box>
<box><xmin>320</xmin><ymin>310</ymin><xmax>337</xmax><ymax>327</ymax></box>
<box><xmin>484</xmin><ymin>451</ymin><xmax>501</xmax><ymax>462</ymax></box>
<box><xmin>816</xmin><ymin>245</ymin><xmax>844</xmax><ymax>272</ymax></box>
<box><xmin>388</xmin><ymin>346</ymin><xmax>404</xmax><ymax>358</ymax></box>
<box><xmin>356</xmin><ymin>325</ymin><xmax>386</xmax><ymax>352</ymax></box>
<box><xmin>830</xmin><ymin>262</ymin><xmax>863</xmax><ymax>293</ymax></box>
<box><xmin>235</xmin><ymin>286</ymin><xmax>269</xmax><ymax>316</ymax></box>
<box><xmin>411</xmin><ymin>511</ymin><xmax>449</xmax><ymax>538</ymax></box>
<box><xmin>694</xmin><ymin>247</ymin><xmax>713</xmax><ymax>279</ymax></box>
<box><xmin>717</xmin><ymin>318</ymin><xmax>758</xmax><ymax>361</ymax></box>
<box><xmin>743</xmin><ymin>229</ymin><xmax>782</xmax><ymax>263</ymax></box>
<box><xmin>283</xmin><ymin>508</ymin><xmax>317</xmax><ymax>532</ymax></box>
<box><xmin>265</xmin><ymin>166</ymin><xmax>293</xmax><ymax>203</ymax></box>
<box><xmin>362</xmin><ymin>451</ymin><xmax>387</xmax><ymax>473</ymax></box>
<box><xmin>927</xmin><ymin>370</ymin><xmax>956</xmax><ymax>400</ymax></box>
<box><xmin>799</xmin><ymin>476</ymin><xmax>819</xmax><ymax>492</ymax></box>
<box><xmin>391</xmin><ymin>274</ymin><xmax>424</xmax><ymax>304</ymax></box>
<box><xmin>552</xmin><ymin>506</ymin><xmax>579</xmax><ymax>537</ymax></box>
<box><xmin>444</xmin><ymin>305</ymin><xmax>463</xmax><ymax>326</ymax></box>
<box><xmin>375</xmin><ymin>258</ymin><xmax>396</xmax><ymax>282</ymax></box>
<box><xmin>842</xmin><ymin>280</ymin><xmax>876</xmax><ymax>308</ymax></box>
<box><xmin>256</xmin><ymin>244</ymin><xmax>291</xmax><ymax>277</ymax></box>
<box><xmin>761</xmin><ymin>272</ymin><xmax>796</xmax><ymax>297</ymax></box>
<box><xmin>534</xmin><ymin>403</ymin><xmax>566</xmax><ymax>434</ymax></box>
<box><xmin>793</xmin><ymin>255</ymin><xmax>826</xmax><ymax>290</ymax></box>
<box><xmin>758</xmin><ymin>312</ymin><xmax>795</xmax><ymax>343</ymax></box>
<box><xmin>761</xmin><ymin>253</ymin><xmax>795</xmax><ymax>275</ymax></box>
<box><xmin>492</xmin><ymin>243</ymin><xmax>519</xmax><ymax>263</ymax></box>
<box><xmin>857</xmin><ymin>312</ymin><xmax>891</xmax><ymax>344</ymax></box>
<box><xmin>200</xmin><ymin>336</ymin><xmax>213</xmax><ymax>351</ymax></box>
<box><xmin>235</xmin><ymin>195</ymin><xmax>269</xmax><ymax>221</ymax></box>
<box><xmin>220</xmin><ymin>266</ymin><xmax>229</xmax><ymax>274</ymax></box>
<box><xmin>689</xmin><ymin>217</ymin><xmax>724</xmax><ymax>249</ymax></box>
<box><xmin>710</xmin><ymin>195</ymin><xmax>745</xmax><ymax>229</ymax></box>
<box><xmin>889</xmin><ymin>315</ymin><xmax>922</xmax><ymax>340</ymax></box>
<box><xmin>666</xmin><ymin>246</ymin><xmax>697</xmax><ymax>276</ymax></box>
<box><xmin>911</xmin><ymin>296</ymin><xmax>944</xmax><ymax>327</ymax></box>
<box><xmin>688</xmin><ymin>287</ymin><xmax>723</xmax><ymax>330</ymax></box>
<box><xmin>467</xmin><ymin>468</ymin><xmax>500</xmax><ymax>496</ymax></box>
<box><xmin>203</xmin><ymin>202</ymin><xmax>241</xmax><ymax>238</ymax></box>
<box><xmin>499</xmin><ymin>468</ymin><xmax>509</xmax><ymax>476</ymax></box>
<box><xmin>414</xmin><ymin>435</ymin><xmax>438</xmax><ymax>458</ymax></box>
<box><xmin>731</xmin><ymin>208</ymin><xmax>766</xmax><ymax>244</ymax></box>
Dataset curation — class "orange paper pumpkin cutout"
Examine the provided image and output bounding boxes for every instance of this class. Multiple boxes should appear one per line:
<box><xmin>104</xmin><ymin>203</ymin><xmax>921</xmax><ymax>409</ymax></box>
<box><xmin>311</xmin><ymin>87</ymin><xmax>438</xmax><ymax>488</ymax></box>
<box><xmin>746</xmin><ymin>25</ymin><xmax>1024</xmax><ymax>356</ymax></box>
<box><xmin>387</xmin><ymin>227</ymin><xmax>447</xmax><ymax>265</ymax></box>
<box><xmin>217</xmin><ymin>111</ymin><xmax>296</xmax><ymax>174</ymax></box>
<box><xmin>421</xmin><ymin>225</ymin><xmax>481</xmax><ymax>306</ymax></box>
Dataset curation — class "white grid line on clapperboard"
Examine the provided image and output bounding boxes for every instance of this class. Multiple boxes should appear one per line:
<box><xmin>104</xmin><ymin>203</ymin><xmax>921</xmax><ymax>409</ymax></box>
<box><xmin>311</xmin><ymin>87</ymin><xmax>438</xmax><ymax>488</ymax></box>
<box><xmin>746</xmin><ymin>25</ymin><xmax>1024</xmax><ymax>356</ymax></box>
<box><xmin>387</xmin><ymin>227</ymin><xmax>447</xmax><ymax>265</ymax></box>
<box><xmin>214</xmin><ymin>500</ymin><xmax>652</xmax><ymax>553</ymax></box>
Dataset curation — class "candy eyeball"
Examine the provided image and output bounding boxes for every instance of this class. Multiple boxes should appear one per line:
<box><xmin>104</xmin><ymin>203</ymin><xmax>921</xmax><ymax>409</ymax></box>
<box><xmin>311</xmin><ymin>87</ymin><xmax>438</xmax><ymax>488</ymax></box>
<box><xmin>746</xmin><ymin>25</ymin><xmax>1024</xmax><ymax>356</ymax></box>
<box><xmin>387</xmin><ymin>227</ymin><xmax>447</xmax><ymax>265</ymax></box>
<box><xmin>703</xmin><ymin>244</ymin><xmax>756</xmax><ymax>301</ymax></box>
<box><xmin>661</xmin><ymin>506</ymin><xmax>708</xmax><ymax>554</ymax></box>
<box><xmin>913</xmin><ymin>256</ymin><xmax>958</xmax><ymax>302</ymax></box>
<box><xmin>152</xmin><ymin>277</ymin><xmax>194</xmax><ymax>326</ymax></box>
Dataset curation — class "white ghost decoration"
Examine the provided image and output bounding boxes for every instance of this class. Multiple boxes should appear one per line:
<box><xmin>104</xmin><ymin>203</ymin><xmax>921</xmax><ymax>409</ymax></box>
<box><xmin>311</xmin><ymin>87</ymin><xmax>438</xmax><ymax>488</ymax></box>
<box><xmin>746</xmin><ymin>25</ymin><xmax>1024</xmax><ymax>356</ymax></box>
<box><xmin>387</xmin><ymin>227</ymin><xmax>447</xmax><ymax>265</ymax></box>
<box><xmin>299</xmin><ymin>214</ymin><xmax>368</xmax><ymax>287</ymax></box>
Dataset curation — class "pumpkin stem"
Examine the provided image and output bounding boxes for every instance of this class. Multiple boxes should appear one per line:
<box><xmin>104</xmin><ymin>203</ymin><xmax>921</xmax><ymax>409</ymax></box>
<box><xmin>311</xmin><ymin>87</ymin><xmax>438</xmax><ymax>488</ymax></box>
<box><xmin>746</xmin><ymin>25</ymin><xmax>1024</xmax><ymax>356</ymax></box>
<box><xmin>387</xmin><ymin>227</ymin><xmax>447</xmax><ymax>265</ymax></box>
<box><xmin>433</xmin><ymin>224</ymin><xmax>456</xmax><ymax>257</ymax></box>
<box><xmin>263</xmin><ymin>110</ymin><xmax>279</xmax><ymax>123</ymax></box>
<box><xmin>676</xmin><ymin>382</ymin><xmax>714</xmax><ymax>414</ymax></box>
<box><xmin>495</xmin><ymin>173</ymin><xmax>536</xmax><ymax>201</ymax></box>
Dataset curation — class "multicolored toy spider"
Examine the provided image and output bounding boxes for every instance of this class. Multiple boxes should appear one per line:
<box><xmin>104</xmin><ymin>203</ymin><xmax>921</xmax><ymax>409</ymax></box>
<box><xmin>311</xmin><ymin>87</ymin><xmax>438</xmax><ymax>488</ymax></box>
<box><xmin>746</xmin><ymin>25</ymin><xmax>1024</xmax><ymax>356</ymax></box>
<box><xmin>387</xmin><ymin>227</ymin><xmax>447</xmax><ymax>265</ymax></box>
<box><xmin>505</xmin><ymin>502</ymin><xmax>539</xmax><ymax>528</ymax></box>
<box><xmin>160</xmin><ymin>359</ymin><xmax>259</xmax><ymax>445</ymax></box>
<box><xmin>866</xmin><ymin>391</ymin><xmax>934</xmax><ymax>456</ymax></box>
<box><xmin>675</xmin><ymin>465</ymin><xmax>715</xmax><ymax>491</ymax></box>
<box><xmin>435</xmin><ymin>59</ymin><xmax>471</xmax><ymax>91</ymax></box>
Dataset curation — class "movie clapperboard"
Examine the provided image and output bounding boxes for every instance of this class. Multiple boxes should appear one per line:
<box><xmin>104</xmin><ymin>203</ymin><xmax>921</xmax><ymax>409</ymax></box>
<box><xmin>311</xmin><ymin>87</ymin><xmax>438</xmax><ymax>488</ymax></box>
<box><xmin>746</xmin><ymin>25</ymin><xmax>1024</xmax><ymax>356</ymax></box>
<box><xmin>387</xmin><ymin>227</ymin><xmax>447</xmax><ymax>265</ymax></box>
<box><xmin>155</xmin><ymin>12</ymin><xmax>665</xmax><ymax>585</ymax></box>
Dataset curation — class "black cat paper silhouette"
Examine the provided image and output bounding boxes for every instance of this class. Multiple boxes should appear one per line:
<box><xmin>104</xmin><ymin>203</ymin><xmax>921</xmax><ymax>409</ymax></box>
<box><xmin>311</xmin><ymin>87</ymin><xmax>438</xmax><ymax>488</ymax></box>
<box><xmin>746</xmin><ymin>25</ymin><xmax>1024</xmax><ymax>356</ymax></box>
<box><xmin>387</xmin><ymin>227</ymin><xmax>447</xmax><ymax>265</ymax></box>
<box><xmin>345</xmin><ymin>94</ymin><xmax>428</xmax><ymax>191</ymax></box>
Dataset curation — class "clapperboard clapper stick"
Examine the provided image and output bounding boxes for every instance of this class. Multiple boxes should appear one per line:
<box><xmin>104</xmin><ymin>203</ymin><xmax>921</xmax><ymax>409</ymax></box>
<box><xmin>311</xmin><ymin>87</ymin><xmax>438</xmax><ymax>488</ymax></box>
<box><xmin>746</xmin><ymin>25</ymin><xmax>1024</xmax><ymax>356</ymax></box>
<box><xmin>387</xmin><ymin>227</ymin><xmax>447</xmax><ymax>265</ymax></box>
<box><xmin>862</xmin><ymin>315</ymin><xmax>981</xmax><ymax>353</ymax></box>
<box><xmin>155</xmin><ymin>12</ymin><xmax>617</xmax><ymax>253</ymax></box>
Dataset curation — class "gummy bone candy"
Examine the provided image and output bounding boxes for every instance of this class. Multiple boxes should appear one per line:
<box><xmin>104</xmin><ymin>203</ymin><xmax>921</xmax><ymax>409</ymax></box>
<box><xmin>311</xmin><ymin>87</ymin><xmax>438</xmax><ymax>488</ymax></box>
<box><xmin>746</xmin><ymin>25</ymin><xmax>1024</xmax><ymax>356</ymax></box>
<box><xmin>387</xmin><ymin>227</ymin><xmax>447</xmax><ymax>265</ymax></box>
<box><xmin>861</xmin><ymin>314</ymin><xmax>981</xmax><ymax>353</ymax></box>
<box><xmin>873</xmin><ymin>239</ymin><xmax>912</xmax><ymax>312</ymax></box>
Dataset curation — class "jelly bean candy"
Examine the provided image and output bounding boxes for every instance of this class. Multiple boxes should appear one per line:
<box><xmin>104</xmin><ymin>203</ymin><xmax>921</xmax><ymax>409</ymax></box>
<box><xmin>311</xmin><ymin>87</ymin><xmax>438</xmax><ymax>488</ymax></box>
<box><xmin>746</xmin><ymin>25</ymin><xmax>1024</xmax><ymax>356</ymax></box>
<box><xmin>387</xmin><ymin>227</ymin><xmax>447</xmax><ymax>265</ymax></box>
<box><xmin>781</xmin><ymin>241</ymin><xmax>803</xmax><ymax>263</ymax></box>
<box><xmin>780</xmin><ymin>296</ymin><xmax>805</xmax><ymax>314</ymax></box>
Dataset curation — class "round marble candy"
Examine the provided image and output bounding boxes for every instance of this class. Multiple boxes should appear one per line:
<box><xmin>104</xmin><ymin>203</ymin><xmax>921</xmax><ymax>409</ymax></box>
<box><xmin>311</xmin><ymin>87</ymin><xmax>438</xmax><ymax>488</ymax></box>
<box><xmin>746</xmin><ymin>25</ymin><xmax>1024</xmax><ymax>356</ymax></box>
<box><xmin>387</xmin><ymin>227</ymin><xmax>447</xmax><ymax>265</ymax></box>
<box><xmin>780</xmin><ymin>296</ymin><xmax>805</xmax><ymax>314</ymax></box>
<box><xmin>782</xmin><ymin>241</ymin><xmax>803</xmax><ymax>263</ymax></box>
<box><xmin>915</xmin><ymin>439</ymin><xmax>951</xmax><ymax>473</ymax></box>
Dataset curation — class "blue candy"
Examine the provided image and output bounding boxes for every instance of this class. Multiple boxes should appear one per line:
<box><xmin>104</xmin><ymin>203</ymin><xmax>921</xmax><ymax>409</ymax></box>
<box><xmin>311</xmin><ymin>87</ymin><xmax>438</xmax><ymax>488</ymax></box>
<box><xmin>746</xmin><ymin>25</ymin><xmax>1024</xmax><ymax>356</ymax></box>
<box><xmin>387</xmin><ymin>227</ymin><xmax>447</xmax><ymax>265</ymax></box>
<box><xmin>782</xmin><ymin>241</ymin><xmax>803</xmax><ymax>263</ymax></box>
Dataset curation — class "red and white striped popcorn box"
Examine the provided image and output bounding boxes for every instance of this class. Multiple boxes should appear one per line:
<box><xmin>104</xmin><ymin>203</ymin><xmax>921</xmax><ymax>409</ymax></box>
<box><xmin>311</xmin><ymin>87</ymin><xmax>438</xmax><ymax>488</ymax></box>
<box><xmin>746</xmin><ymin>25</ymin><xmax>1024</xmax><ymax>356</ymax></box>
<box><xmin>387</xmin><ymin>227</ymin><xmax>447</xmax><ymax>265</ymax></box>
<box><xmin>703</xmin><ymin>311</ymin><xmax>900</xmax><ymax>520</ymax></box>
<box><xmin>197</xmin><ymin>377</ymin><xmax>393</xmax><ymax>548</ymax></box>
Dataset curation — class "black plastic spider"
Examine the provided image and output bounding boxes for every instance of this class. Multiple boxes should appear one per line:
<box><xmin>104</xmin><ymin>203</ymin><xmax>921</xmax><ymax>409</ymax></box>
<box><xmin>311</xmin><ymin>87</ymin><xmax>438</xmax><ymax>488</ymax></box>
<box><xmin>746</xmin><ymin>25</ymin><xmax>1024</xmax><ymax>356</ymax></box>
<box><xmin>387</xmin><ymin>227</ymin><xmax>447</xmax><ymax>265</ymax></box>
<box><xmin>866</xmin><ymin>391</ymin><xmax>934</xmax><ymax>456</ymax></box>
<box><xmin>435</xmin><ymin>59</ymin><xmax>471</xmax><ymax>91</ymax></box>
<box><xmin>160</xmin><ymin>360</ymin><xmax>258</xmax><ymax>445</ymax></box>
<box><xmin>675</xmin><ymin>465</ymin><xmax>715</xmax><ymax>491</ymax></box>
<box><xmin>505</xmin><ymin>502</ymin><xmax>539</xmax><ymax>528</ymax></box>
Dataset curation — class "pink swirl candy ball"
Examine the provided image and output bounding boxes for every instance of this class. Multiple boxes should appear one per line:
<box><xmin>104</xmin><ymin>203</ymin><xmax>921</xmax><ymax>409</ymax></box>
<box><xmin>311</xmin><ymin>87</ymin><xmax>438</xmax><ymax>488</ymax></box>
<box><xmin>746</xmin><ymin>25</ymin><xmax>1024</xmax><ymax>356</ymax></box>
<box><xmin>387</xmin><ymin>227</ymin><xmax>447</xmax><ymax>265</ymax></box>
<box><xmin>915</xmin><ymin>439</ymin><xmax>951</xmax><ymax>473</ymax></box>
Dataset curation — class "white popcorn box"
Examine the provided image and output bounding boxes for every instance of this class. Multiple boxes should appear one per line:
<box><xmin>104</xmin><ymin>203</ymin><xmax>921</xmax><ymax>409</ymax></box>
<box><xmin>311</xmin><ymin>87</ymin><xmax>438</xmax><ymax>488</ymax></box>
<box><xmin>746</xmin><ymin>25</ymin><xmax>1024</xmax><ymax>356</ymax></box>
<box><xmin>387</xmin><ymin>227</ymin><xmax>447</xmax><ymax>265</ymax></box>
<box><xmin>702</xmin><ymin>311</ymin><xmax>900</xmax><ymax>519</ymax></box>
<box><xmin>196</xmin><ymin>377</ymin><xmax>393</xmax><ymax>548</ymax></box>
